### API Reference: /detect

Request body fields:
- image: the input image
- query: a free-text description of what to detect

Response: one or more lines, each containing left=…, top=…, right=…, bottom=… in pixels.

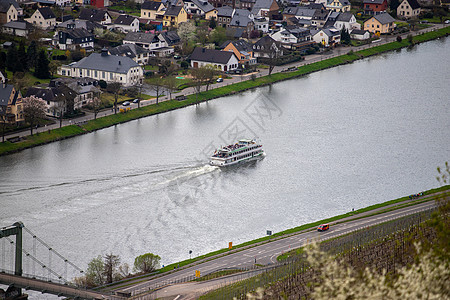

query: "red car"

left=317, top=224, right=329, bottom=232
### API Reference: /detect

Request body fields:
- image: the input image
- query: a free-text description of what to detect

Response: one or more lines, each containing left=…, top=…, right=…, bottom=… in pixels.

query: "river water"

left=1, top=38, right=449, bottom=290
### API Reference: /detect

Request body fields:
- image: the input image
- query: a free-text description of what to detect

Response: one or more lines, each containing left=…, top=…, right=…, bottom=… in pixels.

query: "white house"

left=311, top=27, right=341, bottom=47
left=270, top=27, right=312, bottom=48
left=123, top=31, right=167, bottom=50
left=254, top=16, right=269, bottom=32
left=2, top=20, right=33, bottom=36
left=334, top=12, right=360, bottom=31
left=190, top=47, right=239, bottom=72
left=0, top=0, right=19, bottom=25
left=59, top=49, right=143, bottom=87
left=110, top=14, right=139, bottom=33
left=350, top=29, right=370, bottom=40
left=26, top=7, right=56, bottom=29
left=397, top=0, right=421, bottom=19
left=184, top=0, right=217, bottom=19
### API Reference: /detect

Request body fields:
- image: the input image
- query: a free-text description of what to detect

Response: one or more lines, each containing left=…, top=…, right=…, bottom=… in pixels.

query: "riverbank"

left=1, top=26, right=449, bottom=156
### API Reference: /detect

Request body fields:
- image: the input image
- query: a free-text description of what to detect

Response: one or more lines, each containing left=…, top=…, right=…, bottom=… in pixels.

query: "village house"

left=252, top=35, right=283, bottom=59
left=26, top=7, right=56, bottom=29
left=270, top=26, right=313, bottom=49
left=217, top=5, right=233, bottom=28
left=311, top=27, right=341, bottom=47
left=123, top=31, right=167, bottom=50
left=363, top=0, right=388, bottom=15
left=0, top=79, right=23, bottom=125
left=282, top=6, right=316, bottom=22
left=184, top=0, right=217, bottom=19
left=26, top=84, right=79, bottom=117
left=50, top=77, right=100, bottom=107
left=325, top=12, right=360, bottom=31
left=251, top=0, right=279, bottom=18
left=90, top=0, right=110, bottom=9
left=111, top=14, right=140, bottom=32
left=158, top=30, right=181, bottom=47
left=140, top=1, right=165, bottom=20
left=326, top=0, right=351, bottom=12
left=229, top=8, right=254, bottom=34
left=311, top=8, right=330, bottom=28
left=57, top=19, right=103, bottom=33
left=363, top=12, right=395, bottom=34
left=59, top=49, right=143, bottom=87
left=54, top=28, right=94, bottom=50
left=2, top=20, right=33, bottom=36
left=350, top=29, right=370, bottom=40
left=109, top=44, right=151, bottom=65
left=79, top=8, right=112, bottom=25
left=221, top=39, right=256, bottom=66
left=254, top=16, right=269, bottom=32
left=0, top=0, right=20, bottom=25
left=163, top=5, right=188, bottom=27
left=190, top=47, right=239, bottom=72
left=397, top=0, right=421, bottom=19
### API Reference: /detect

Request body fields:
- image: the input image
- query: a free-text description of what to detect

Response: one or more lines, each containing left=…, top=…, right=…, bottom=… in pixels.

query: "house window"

left=94, top=70, right=98, bottom=77
left=110, top=73, right=113, bottom=80
left=102, top=71, right=105, bottom=78
left=87, top=70, right=90, bottom=76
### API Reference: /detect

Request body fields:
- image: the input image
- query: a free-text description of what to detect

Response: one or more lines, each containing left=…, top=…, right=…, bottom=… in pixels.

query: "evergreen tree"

left=0, top=51, right=6, bottom=72
left=35, top=49, right=50, bottom=79
left=6, top=43, right=18, bottom=73
left=27, top=41, right=38, bottom=70
left=340, top=27, right=351, bottom=45
left=209, top=17, right=216, bottom=29
left=17, top=42, right=27, bottom=72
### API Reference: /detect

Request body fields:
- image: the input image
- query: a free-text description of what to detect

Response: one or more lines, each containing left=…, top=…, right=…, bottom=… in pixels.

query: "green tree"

left=35, top=49, right=50, bottom=79
left=22, top=95, right=47, bottom=135
left=86, top=255, right=105, bottom=287
left=6, top=43, right=18, bottom=73
left=17, top=42, right=27, bottom=72
left=209, top=27, right=227, bottom=46
left=49, top=60, right=61, bottom=78
left=209, top=17, right=216, bottom=29
left=103, top=253, right=121, bottom=284
left=340, top=27, right=351, bottom=45
left=133, top=253, right=161, bottom=273
left=27, top=41, right=38, bottom=70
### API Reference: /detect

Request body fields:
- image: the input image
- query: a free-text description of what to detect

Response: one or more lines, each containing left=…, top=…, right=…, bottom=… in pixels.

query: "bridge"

left=0, top=222, right=123, bottom=300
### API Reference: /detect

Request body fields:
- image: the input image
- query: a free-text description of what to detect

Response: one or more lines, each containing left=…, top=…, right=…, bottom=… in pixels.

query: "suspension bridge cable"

left=23, top=226, right=84, bottom=274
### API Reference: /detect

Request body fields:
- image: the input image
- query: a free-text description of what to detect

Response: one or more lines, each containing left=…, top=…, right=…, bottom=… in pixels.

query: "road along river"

left=0, top=38, right=449, bottom=296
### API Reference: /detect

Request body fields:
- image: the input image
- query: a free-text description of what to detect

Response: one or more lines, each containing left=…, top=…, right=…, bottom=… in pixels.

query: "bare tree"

left=106, top=82, right=121, bottom=114
left=163, top=77, right=177, bottom=100
left=0, top=113, right=7, bottom=143
left=103, top=253, right=120, bottom=284
left=23, top=95, right=47, bottom=135
left=148, top=77, right=165, bottom=104
left=90, top=96, right=103, bottom=119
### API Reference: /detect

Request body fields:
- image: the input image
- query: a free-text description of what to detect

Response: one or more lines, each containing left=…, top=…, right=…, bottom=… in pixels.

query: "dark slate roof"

left=336, top=0, right=350, bottom=6
left=373, top=12, right=395, bottom=24
left=217, top=5, right=233, bottom=17
left=2, top=20, right=34, bottom=30
left=26, top=85, right=77, bottom=103
left=363, top=0, right=385, bottom=4
left=71, top=52, right=139, bottom=74
left=79, top=8, right=110, bottom=23
left=230, top=9, right=253, bottom=27
left=221, top=39, right=253, bottom=53
left=56, top=15, right=73, bottom=23
left=38, top=7, right=56, bottom=20
left=57, top=19, right=103, bottom=32
left=312, top=8, right=329, bottom=20
left=336, top=12, right=353, bottom=22
left=253, top=35, right=278, bottom=49
left=164, top=5, right=183, bottom=16
left=108, top=44, right=149, bottom=59
left=191, top=0, right=215, bottom=13
left=405, top=0, right=420, bottom=9
left=304, top=3, right=325, bottom=9
left=0, top=0, right=20, bottom=13
left=190, top=47, right=237, bottom=64
left=0, top=84, right=14, bottom=110
left=60, top=28, right=93, bottom=39
left=141, top=1, right=164, bottom=10
left=159, top=31, right=180, bottom=45
left=251, top=0, right=274, bottom=14
left=226, top=27, right=245, bottom=38
left=114, top=14, right=138, bottom=25
left=350, top=29, right=368, bottom=35
left=285, top=26, right=311, bottom=37
left=124, top=31, right=159, bottom=44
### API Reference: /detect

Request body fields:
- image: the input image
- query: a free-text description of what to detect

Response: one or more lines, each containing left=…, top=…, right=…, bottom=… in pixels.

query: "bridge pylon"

left=0, top=222, right=24, bottom=276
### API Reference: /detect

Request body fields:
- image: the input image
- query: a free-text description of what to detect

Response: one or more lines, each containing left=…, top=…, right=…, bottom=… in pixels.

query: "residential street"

left=4, top=23, right=447, bottom=142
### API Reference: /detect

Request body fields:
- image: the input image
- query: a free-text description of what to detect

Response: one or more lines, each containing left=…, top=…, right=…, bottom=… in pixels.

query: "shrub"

left=99, top=80, right=107, bottom=89
left=397, top=35, right=403, bottom=42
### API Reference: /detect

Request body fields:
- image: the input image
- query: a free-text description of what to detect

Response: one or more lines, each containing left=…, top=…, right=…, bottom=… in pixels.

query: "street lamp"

left=189, top=250, right=192, bottom=260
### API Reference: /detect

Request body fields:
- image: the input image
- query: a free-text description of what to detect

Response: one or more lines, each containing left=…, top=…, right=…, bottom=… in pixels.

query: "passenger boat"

left=210, top=139, right=265, bottom=167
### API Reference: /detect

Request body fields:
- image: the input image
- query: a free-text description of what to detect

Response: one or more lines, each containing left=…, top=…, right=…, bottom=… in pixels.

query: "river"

left=0, top=38, right=449, bottom=295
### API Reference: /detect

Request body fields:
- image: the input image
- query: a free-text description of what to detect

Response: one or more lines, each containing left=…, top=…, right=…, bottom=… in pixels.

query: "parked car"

left=174, top=55, right=181, bottom=59
left=216, top=78, right=223, bottom=83
left=445, top=20, right=450, bottom=24
left=317, top=224, right=329, bottom=232
left=122, top=101, right=131, bottom=106
left=132, top=99, right=139, bottom=103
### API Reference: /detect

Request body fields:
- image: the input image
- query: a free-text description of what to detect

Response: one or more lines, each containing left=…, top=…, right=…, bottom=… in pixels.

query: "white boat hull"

left=210, top=151, right=265, bottom=167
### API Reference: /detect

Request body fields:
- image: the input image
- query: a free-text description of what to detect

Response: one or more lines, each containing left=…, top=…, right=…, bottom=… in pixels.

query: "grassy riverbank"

left=1, top=26, right=449, bottom=156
